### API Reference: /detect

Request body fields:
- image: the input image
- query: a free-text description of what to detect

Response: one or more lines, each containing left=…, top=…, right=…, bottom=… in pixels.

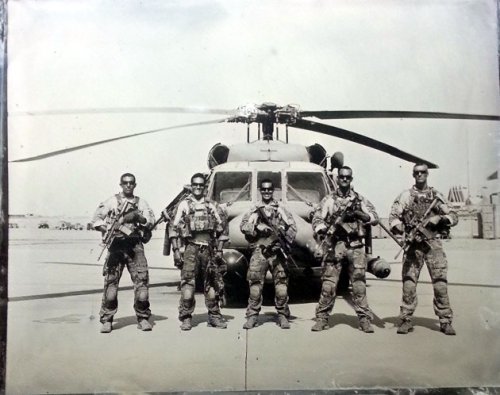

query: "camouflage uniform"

left=240, top=200, right=297, bottom=319
left=389, top=186, right=458, bottom=325
left=172, top=195, right=228, bottom=322
left=312, top=189, right=378, bottom=322
left=92, top=193, right=155, bottom=324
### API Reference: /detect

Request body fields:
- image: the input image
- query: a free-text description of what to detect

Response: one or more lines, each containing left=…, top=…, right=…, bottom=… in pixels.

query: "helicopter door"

left=256, top=171, right=282, bottom=201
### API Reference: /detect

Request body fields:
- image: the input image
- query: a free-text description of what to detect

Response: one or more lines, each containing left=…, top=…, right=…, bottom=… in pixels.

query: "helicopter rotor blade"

left=10, top=107, right=235, bottom=116
left=10, top=118, right=227, bottom=163
left=301, top=110, right=500, bottom=121
left=292, top=118, right=439, bottom=168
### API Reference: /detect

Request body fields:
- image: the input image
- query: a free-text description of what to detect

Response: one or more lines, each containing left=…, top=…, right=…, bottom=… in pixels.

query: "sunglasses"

left=260, top=188, right=274, bottom=192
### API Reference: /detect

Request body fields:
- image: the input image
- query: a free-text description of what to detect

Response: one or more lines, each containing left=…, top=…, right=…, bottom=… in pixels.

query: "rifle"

left=97, top=200, right=133, bottom=261
left=317, top=197, right=358, bottom=254
left=394, top=197, right=440, bottom=259
left=154, top=186, right=191, bottom=256
left=255, top=206, right=298, bottom=270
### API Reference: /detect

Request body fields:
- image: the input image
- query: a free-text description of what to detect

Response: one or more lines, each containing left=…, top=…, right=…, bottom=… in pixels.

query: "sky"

left=6, top=0, right=500, bottom=217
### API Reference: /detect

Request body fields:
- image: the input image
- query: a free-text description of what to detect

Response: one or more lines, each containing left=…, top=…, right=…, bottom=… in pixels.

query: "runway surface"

left=6, top=229, right=500, bottom=393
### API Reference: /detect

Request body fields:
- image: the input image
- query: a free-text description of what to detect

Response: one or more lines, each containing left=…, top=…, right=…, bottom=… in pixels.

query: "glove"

left=214, top=250, right=223, bottom=261
left=427, top=215, right=442, bottom=227
left=315, top=224, right=328, bottom=235
left=391, top=223, right=404, bottom=235
left=97, top=225, right=107, bottom=236
left=123, top=210, right=140, bottom=224
left=256, top=223, right=272, bottom=237
left=173, top=249, right=183, bottom=269
left=343, top=211, right=356, bottom=221
left=354, top=210, right=370, bottom=222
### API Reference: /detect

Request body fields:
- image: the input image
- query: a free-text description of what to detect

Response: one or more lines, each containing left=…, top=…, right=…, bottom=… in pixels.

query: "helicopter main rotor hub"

left=227, top=102, right=301, bottom=140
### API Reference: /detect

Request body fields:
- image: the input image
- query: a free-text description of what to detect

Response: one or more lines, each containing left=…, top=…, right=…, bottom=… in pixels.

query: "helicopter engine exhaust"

left=330, top=151, right=344, bottom=170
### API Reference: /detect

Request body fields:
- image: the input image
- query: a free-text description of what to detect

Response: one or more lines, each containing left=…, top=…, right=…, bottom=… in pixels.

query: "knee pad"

left=137, top=289, right=149, bottom=302
left=249, top=286, right=262, bottom=299
left=275, top=283, right=287, bottom=299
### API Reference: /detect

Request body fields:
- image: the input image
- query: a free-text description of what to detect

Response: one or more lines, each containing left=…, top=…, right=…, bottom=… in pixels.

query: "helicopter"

left=11, top=102, right=500, bottom=295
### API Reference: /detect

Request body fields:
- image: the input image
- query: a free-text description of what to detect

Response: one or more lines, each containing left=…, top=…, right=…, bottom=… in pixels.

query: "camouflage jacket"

left=240, top=199, right=297, bottom=246
left=389, top=186, right=458, bottom=234
left=172, top=194, right=228, bottom=242
left=91, top=193, right=155, bottom=238
left=312, top=188, right=378, bottom=239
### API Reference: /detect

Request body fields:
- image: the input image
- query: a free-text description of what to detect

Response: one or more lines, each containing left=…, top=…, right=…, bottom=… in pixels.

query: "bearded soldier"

left=390, top=163, right=458, bottom=335
left=311, top=166, right=378, bottom=333
left=92, top=173, right=155, bottom=333
left=171, top=173, right=228, bottom=331
left=240, top=179, right=297, bottom=330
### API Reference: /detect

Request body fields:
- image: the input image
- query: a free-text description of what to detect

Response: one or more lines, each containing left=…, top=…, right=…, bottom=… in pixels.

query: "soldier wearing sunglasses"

left=240, top=179, right=297, bottom=329
left=91, top=173, right=155, bottom=333
left=171, top=173, right=228, bottom=331
left=389, top=164, right=458, bottom=335
left=311, top=166, right=378, bottom=333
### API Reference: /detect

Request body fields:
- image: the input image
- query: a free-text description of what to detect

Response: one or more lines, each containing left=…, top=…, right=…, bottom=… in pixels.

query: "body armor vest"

left=404, top=188, right=435, bottom=224
left=187, top=198, right=215, bottom=233
left=328, top=193, right=361, bottom=237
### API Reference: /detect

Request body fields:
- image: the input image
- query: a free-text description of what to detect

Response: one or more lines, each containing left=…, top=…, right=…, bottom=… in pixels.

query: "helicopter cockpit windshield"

left=286, top=172, right=327, bottom=204
left=211, top=172, right=252, bottom=204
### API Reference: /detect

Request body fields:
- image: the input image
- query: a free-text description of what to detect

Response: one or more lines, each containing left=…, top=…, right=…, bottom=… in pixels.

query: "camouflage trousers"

left=245, top=246, right=290, bottom=318
left=399, top=239, right=453, bottom=324
left=315, top=241, right=373, bottom=321
left=100, top=239, right=151, bottom=324
left=178, top=243, right=223, bottom=321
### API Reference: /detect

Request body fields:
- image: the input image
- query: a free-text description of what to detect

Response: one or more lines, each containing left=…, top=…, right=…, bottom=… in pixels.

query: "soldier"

left=240, top=179, right=297, bottom=329
left=92, top=173, right=155, bottom=333
left=390, top=163, right=458, bottom=335
left=311, top=166, right=378, bottom=333
left=171, top=173, right=228, bottom=331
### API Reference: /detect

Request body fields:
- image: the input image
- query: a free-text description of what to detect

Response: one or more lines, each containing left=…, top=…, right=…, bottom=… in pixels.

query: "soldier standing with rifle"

left=91, top=173, right=155, bottom=333
left=240, top=179, right=297, bottom=330
left=389, top=163, right=458, bottom=335
left=171, top=173, right=228, bottom=331
left=311, top=166, right=378, bottom=333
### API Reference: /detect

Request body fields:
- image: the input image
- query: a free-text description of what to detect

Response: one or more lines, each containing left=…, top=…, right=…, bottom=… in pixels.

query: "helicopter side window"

left=286, top=172, right=327, bottom=203
left=257, top=171, right=282, bottom=201
left=211, top=172, right=251, bottom=203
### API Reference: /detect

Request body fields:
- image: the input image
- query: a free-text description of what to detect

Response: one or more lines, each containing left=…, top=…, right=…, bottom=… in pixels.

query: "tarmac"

left=5, top=229, right=500, bottom=393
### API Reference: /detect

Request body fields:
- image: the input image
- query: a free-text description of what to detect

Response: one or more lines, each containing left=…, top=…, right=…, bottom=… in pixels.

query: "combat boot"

left=311, top=318, right=329, bottom=332
left=137, top=319, right=152, bottom=331
left=207, top=316, right=227, bottom=329
left=100, top=321, right=112, bottom=333
left=277, top=315, right=290, bottom=329
left=243, top=315, right=258, bottom=330
left=397, top=319, right=414, bottom=334
left=440, top=322, right=456, bottom=336
left=180, top=317, right=192, bottom=331
left=359, top=317, right=374, bottom=333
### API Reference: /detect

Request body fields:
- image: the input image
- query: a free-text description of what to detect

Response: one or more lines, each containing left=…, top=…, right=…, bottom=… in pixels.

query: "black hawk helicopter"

left=11, top=102, right=500, bottom=295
